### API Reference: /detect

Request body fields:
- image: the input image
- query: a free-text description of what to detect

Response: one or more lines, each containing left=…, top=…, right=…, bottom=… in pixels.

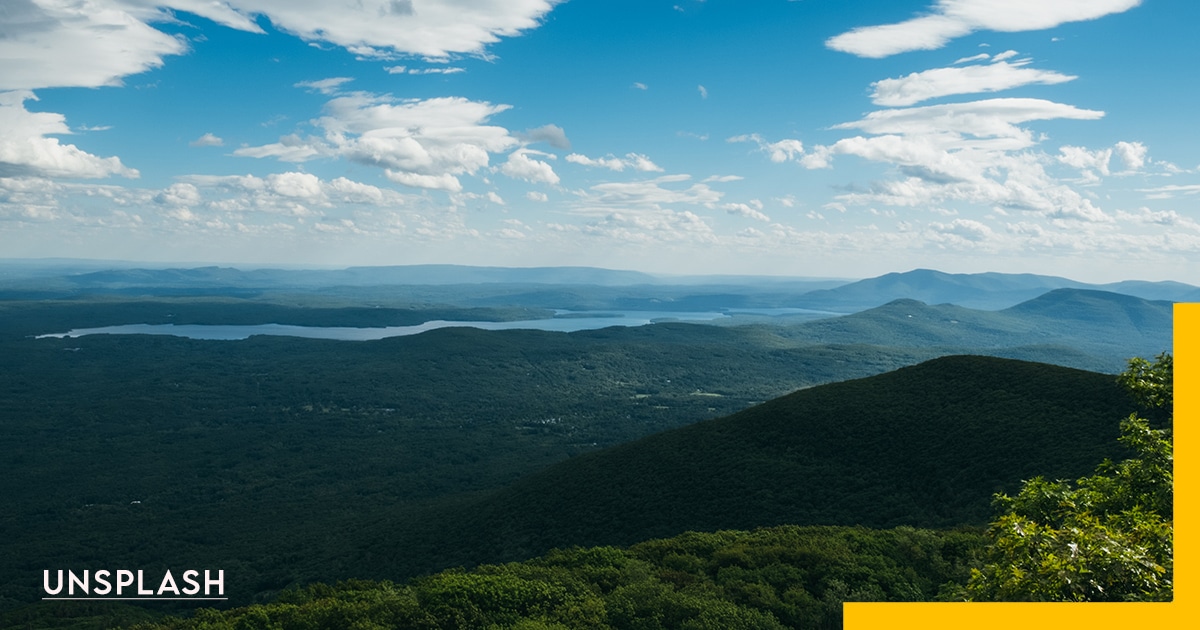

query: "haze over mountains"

left=1, top=260, right=1196, bottom=311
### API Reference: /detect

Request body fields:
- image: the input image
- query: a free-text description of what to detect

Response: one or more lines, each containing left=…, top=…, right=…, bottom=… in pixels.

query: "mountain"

left=790, top=268, right=1197, bottom=311
left=780, top=288, right=1172, bottom=370
left=360, top=355, right=1137, bottom=578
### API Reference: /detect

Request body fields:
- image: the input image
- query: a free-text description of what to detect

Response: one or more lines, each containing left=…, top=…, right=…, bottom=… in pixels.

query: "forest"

left=0, top=268, right=1175, bottom=628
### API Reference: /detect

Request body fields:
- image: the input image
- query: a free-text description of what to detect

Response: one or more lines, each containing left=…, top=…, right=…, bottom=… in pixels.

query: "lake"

left=37, top=309, right=829, bottom=341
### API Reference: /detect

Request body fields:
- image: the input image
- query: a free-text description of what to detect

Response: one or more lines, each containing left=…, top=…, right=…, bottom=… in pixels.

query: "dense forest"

left=0, top=275, right=1173, bottom=628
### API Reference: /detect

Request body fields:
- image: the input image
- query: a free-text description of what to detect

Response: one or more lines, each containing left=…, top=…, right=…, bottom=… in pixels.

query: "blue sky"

left=2, top=0, right=1199, bottom=282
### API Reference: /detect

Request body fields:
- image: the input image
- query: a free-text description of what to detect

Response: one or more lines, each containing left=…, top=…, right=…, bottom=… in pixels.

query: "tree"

left=961, top=353, right=1173, bottom=602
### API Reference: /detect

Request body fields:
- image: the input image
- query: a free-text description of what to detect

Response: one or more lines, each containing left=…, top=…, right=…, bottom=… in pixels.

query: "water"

left=37, top=310, right=746, bottom=341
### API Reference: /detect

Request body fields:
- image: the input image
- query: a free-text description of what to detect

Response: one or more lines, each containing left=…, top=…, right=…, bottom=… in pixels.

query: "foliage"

left=961, top=353, right=1173, bottom=602
left=129, top=525, right=986, bottom=630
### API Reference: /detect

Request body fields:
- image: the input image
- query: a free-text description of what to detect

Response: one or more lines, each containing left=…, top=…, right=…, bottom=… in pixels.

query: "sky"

left=2, top=0, right=1200, bottom=282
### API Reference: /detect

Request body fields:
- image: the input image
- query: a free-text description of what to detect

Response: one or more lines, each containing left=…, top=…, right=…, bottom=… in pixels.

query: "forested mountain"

left=352, top=356, right=1135, bottom=581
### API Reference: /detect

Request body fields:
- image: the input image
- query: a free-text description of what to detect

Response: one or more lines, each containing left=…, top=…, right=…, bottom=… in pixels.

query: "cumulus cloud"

left=190, top=133, right=225, bottom=147
left=566, top=152, right=663, bottom=172
left=727, top=134, right=804, bottom=163
left=827, top=0, right=1142, bottom=58
left=0, top=91, right=139, bottom=179
left=516, top=124, right=571, bottom=149
left=1058, top=145, right=1112, bottom=176
left=236, top=92, right=517, bottom=191
left=499, top=149, right=559, bottom=185
left=722, top=200, right=770, bottom=222
left=870, top=55, right=1076, bottom=106
left=526, top=191, right=548, bottom=202
left=1114, top=141, right=1148, bottom=171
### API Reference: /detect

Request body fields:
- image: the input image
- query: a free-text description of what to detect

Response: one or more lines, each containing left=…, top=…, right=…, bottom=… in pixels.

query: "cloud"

left=727, top=134, right=804, bottom=163
left=575, top=174, right=722, bottom=210
left=722, top=200, right=770, bottom=222
left=526, top=191, right=548, bottom=202
left=190, top=133, right=225, bottom=147
left=0, top=0, right=186, bottom=91
left=385, top=66, right=466, bottom=75
left=833, top=98, right=1104, bottom=141
left=632, top=82, right=648, bottom=90
left=1117, top=207, right=1200, bottom=230
left=516, top=124, right=571, bottom=149
left=295, top=77, right=355, bottom=94
left=870, top=56, right=1076, bottom=107
left=698, top=84, right=708, bottom=99
left=499, top=149, right=560, bottom=185
left=0, top=91, right=139, bottom=179
left=152, top=0, right=562, bottom=59
left=236, top=92, right=516, bottom=191
left=566, top=152, right=663, bottom=172
left=1114, top=141, right=1147, bottom=171
left=1137, top=184, right=1200, bottom=199
left=826, top=0, right=1142, bottom=58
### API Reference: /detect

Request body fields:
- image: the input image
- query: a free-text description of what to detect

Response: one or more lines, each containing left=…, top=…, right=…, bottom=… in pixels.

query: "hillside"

left=356, top=356, right=1135, bottom=579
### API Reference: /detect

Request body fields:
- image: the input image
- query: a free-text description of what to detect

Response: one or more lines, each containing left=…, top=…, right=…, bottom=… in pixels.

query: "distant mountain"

left=790, top=268, right=1197, bottom=311
left=781, top=288, right=1172, bottom=369
left=363, top=356, right=1136, bottom=577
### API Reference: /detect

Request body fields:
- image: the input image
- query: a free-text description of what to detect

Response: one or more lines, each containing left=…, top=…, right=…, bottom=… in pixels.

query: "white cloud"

left=954, top=53, right=991, bottom=64
left=190, top=133, right=225, bottom=147
left=1114, top=141, right=1148, bottom=171
left=722, top=200, right=770, bottom=222
left=385, top=66, right=466, bottom=75
left=1137, top=184, right=1200, bottom=199
left=698, top=84, right=708, bottom=99
left=526, top=191, right=548, bottom=202
left=1058, top=145, right=1112, bottom=176
left=632, top=82, right=648, bottom=90
left=0, top=0, right=186, bottom=91
left=237, top=93, right=516, bottom=191
left=146, top=0, right=562, bottom=59
left=154, top=182, right=201, bottom=206
left=833, top=98, right=1104, bottom=141
left=1117, top=207, right=1200, bottom=230
left=499, top=149, right=559, bottom=185
left=927, top=218, right=995, bottom=244
left=728, top=134, right=804, bottom=163
left=566, top=152, right=663, bottom=172
left=295, top=77, right=355, bottom=94
left=575, top=174, right=722, bottom=210
left=826, top=0, right=1141, bottom=58
left=870, top=57, right=1076, bottom=107
left=0, top=91, right=139, bottom=179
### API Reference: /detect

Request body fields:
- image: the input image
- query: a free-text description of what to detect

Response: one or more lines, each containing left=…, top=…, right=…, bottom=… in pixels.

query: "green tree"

left=962, top=353, right=1173, bottom=601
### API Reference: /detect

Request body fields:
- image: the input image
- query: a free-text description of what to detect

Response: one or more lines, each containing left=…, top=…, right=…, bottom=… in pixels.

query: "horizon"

left=1, top=255, right=1193, bottom=288
left=3, top=1, right=1199, bottom=284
